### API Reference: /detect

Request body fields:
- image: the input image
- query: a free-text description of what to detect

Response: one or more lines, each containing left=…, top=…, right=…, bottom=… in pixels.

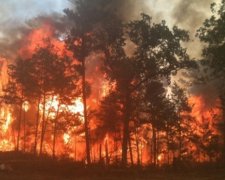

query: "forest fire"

left=0, top=20, right=224, bottom=164
left=0, top=2, right=225, bottom=176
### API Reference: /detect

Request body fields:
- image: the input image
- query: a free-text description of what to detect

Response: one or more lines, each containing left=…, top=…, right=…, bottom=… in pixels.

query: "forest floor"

left=0, top=151, right=225, bottom=180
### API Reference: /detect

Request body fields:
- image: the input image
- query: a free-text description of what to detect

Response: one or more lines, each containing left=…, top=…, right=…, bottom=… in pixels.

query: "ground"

left=0, top=152, right=225, bottom=180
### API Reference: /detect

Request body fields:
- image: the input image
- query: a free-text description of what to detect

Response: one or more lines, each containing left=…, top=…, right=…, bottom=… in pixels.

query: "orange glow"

left=63, top=133, right=70, bottom=144
left=41, top=96, right=84, bottom=120
left=0, top=107, right=14, bottom=151
left=157, top=154, right=162, bottom=161
left=2, top=112, right=12, bottom=133
left=189, top=95, right=221, bottom=125
left=18, top=23, right=72, bottom=59
left=22, top=101, right=30, bottom=112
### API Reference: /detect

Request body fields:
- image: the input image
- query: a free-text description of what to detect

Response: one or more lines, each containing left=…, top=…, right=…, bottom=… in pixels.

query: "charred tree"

left=81, top=59, right=91, bottom=164
left=34, top=98, right=40, bottom=154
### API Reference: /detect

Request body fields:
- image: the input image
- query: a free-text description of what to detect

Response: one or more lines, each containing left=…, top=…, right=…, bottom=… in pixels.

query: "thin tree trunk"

left=99, top=143, right=102, bottom=163
left=105, top=139, right=109, bottom=165
left=152, top=127, right=157, bottom=166
left=23, top=110, right=26, bottom=152
left=16, top=102, right=23, bottom=151
left=178, top=116, right=182, bottom=159
left=52, top=104, right=60, bottom=158
left=34, top=98, right=40, bottom=154
left=122, top=91, right=130, bottom=166
left=81, top=59, right=91, bottom=165
left=156, top=130, right=159, bottom=165
left=140, top=139, right=143, bottom=165
left=114, top=132, right=119, bottom=163
left=74, top=136, right=77, bottom=161
left=166, top=123, right=170, bottom=165
left=128, top=134, right=134, bottom=165
left=135, top=128, right=140, bottom=165
left=224, top=110, right=225, bottom=164
left=221, top=96, right=225, bottom=164
left=39, top=93, right=46, bottom=155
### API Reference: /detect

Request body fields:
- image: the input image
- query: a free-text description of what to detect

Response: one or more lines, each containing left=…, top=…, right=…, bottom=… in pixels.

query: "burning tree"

left=197, top=0, right=225, bottom=162
left=64, top=0, right=123, bottom=164
left=2, top=40, right=82, bottom=157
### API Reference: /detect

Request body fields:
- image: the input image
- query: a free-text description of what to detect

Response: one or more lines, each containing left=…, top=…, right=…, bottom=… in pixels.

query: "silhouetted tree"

left=170, top=83, right=191, bottom=160
left=65, top=0, right=123, bottom=164
left=197, top=0, right=225, bottom=161
left=112, top=13, right=190, bottom=165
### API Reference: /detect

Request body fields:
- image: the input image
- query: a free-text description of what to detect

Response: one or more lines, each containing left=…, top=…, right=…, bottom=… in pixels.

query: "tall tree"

left=197, top=0, right=225, bottom=161
left=64, top=0, right=122, bottom=164
left=103, top=13, right=190, bottom=165
left=170, top=83, right=191, bottom=160
left=1, top=59, right=35, bottom=151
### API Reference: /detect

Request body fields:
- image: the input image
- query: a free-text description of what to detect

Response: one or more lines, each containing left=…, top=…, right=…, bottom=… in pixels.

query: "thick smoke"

left=172, top=0, right=214, bottom=31
left=172, top=0, right=217, bottom=58
left=0, top=0, right=216, bottom=59
left=0, top=0, right=220, bottom=98
left=0, top=0, right=70, bottom=59
left=172, top=0, right=222, bottom=104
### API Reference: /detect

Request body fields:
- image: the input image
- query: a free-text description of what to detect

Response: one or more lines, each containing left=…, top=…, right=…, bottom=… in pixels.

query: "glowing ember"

left=63, top=133, right=70, bottom=144
left=22, top=101, right=30, bottom=112
left=157, top=154, right=162, bottom=161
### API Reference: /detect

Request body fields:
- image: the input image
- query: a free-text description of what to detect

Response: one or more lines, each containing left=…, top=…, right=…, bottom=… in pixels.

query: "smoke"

left=0, top=0, right=70, bottom=59
left=0, top=1, right=220, bottom=95
left=172, top=0, right=213, bottom=31
left=0, top=0, right=217, bottom=59
left=172, top=0, right=218, bottom=58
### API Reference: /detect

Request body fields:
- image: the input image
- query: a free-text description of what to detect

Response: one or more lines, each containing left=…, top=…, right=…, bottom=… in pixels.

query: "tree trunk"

left=39, top=93, right=46, bottom=155
left=74, top=136, right=77, bottom=161
left=178, top=116, right=182, bottom=159
left=105, top=139, right=109, bottom=165
left=166, top=123, right=170, bottom=165
left=99, top=143, right=102, bottom=163
left=135, top=128, right=140, bottom=165
left=52, top=104, right=60, bottom=158
left=16, top=102, right=23, bottom=151
left=152, top=127, right=157, bottom=166
left=81, top=59, right=91, bottom=164
left=114, top=132, right=119, bottom=163
left=23, top=110, right=26, bottom=152
left=122, top=92, right=130, bottom=166
left=128, top=134, right=134, bottom=165
left=221, top=96, right=225, bottom=164
left=34, top=98, right=40, bottom=154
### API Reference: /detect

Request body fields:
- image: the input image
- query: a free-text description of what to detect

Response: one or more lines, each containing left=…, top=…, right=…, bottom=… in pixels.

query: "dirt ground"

left=0, top=152, right=225, bottom=180
left=1, top=166, right=225, bottom=180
